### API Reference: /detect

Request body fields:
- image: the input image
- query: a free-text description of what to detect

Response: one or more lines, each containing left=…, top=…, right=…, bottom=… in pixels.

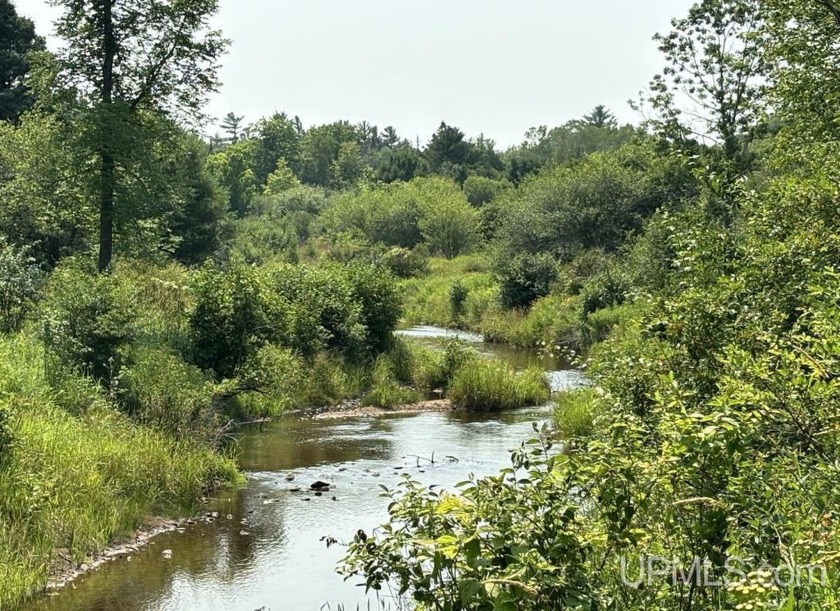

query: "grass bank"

left=0, top=334, right=240, bottom=609
left=399, top=255, right=637, bottom=354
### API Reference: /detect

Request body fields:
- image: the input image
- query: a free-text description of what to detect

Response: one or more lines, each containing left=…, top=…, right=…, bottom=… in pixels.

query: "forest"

left=2, top=0, right=840, bottom=609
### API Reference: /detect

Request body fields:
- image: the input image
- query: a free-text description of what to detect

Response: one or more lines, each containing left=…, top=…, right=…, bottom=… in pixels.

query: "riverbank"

left=312, top=398, right=453, bottom=420
left=46, top=516, right=192, bottom=593
left=398, top=255, right=635, bottom=353
left=0, top=334, right=240, bottom=610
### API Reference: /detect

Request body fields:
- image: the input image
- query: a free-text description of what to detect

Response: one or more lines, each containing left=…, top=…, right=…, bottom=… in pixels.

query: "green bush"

left=189, top=262, right=278, bottom=378
left=321, top=177, right=480, bottom=258
left=448, top=359, right=550, bottom=411
left=232, top=343, right=306, bottom=419
left=341, top=427, right=593, bottom=610
left=462, top=175, right=510, bottom=207
left=379, top=246, right=428, bottom=278
left=0, top=239, right=43, bottom=333
left=343, top=262, right=403, bottom=357
left=449, top=280, right=469, bottom=322
left=496, top=252, right=558, bottom=310
left=118, top=344, right=222, bottom=444
left=581, top=269, right=627, bottom=315
left=40, top=262, right=134, bottom=386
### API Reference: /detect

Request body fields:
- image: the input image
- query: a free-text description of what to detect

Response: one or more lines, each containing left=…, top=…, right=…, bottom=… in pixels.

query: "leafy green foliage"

left=462, top=174, right=510, bottom=207
left=189, top=260, right=401, bottom=378
left=0, top=0, right=45, bottom=122
left=0, top=239, right=42, bottom=333
left=341, top=426, right=593, bottom=609
left=499, top=143, right=686, bottom=259
left=40, top=261, right=135, bottom=385
left=118, top=344, right=221, bottom=444
left=448, top=360, right=550, bottom=411
left=496, top=253, right=558, bottom=310
left=322, top=177, right=479, bottom=258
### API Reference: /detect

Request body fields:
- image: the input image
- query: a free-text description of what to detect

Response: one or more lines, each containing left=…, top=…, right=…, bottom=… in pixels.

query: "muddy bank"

left=45, top=513, right=215, bottom=594
left=313, top=399, right=453, bottom=420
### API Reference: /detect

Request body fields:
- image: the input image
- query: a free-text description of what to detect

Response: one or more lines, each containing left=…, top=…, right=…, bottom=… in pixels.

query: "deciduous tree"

left=51, top=0, right=228, bottom=271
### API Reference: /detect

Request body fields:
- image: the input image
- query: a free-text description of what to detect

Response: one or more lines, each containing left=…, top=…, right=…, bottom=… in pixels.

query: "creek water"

left=28, top=327, right=586, bottom=611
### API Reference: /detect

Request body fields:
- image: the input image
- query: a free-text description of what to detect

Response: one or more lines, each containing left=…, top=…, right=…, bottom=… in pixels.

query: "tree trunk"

left=98, top=152, right=115, bottom=272
left=97, top=0, right=117, bottom=273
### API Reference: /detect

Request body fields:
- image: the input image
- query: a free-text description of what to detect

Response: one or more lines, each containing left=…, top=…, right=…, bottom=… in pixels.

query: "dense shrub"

left=343, top=263, right=403, bottom=356
left=321, top=177, right=480, bottom=258
left=496, top=252, right=558, bottom=310
left=40, top=262, right=134, bottom=385
left=189, top=262, right=277, bottom=378
left=498, top=143, right=686, bottom=259
left=378, top=246, right=428, bottom=278
left=232, top=343, right=306, bottom=419
left=229, top=216, right=299, bottom=265
left=581, top=269, right=628, bottom=315
left=449, top=280, right=469, bottom=322
left=462, top=174, right=510, bottom=207
left=0, top=240, right=42, bottom=333
left=341, top=427, right=594, bottom=610
left=118, top=345, right=222, bottom=444
left=190, top=260, right=401, bottom=378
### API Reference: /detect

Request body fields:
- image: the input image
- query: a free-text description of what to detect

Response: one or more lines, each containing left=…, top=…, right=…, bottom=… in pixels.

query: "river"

left=27, top=327, right=587, bottom=611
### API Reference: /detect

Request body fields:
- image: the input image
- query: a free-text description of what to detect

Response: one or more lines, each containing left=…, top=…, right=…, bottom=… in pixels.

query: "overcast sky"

left=15, top=0, right=694, bottom=148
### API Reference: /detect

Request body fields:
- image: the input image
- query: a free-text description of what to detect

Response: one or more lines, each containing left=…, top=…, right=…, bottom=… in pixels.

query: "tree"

left=297, top=121, right=360, bottom=187
left=220, top=112, right=245, bottom=142
left=0, top=0, right=45, bottom=122
left=374, top=144, right=426, bottom=183
left=643, top=0, right=766, bottom=165
left=206, top=139, right=258, bottom=216
left=425, top=122, right=472, bottom=173
left=52, top=0, right=227, bottom=272
left=251, top=112, right=300, bottom=185
left=263, top=158, right=301, bottom=195
left=0, top=112, right=93, bottom=266
left=762, top=0, right=840, bottom=140
left=170, top=135, right=230, bottom=265
left=583, top=105, right=617, bottom=129
left=330, top=141, right=366, bottom=189
left=382, top=125, right=400, bottom=148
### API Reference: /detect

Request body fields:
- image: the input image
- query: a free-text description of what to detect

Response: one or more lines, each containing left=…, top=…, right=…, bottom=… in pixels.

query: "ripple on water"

left=28, top=332, right=589, bottom=611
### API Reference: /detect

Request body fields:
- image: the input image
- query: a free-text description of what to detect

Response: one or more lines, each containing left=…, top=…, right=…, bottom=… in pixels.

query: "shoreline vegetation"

left=4, top=0, right=840, bottom=608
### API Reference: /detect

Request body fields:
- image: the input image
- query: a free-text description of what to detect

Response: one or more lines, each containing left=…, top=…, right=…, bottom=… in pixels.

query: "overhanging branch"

left=815, top=0, right=840, bottom=29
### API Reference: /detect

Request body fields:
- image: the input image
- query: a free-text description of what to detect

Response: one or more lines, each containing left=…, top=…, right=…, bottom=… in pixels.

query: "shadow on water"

left=27, top=327, right=587, bottom=611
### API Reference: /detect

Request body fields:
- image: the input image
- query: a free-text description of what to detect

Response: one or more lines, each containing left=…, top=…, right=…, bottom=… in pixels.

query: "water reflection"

left=28, top=328, right=587, bottom=611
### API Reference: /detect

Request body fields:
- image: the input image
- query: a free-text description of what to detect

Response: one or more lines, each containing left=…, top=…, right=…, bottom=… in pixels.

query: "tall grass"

left=0, top=334, right=239, bottom=609
left=362, top=355, right=421, bottom=408
left=553, top=388, right=602, bottom=439
left=448, top=359, right=550, bottom=412
left=399, top=255, right=632, bottom=355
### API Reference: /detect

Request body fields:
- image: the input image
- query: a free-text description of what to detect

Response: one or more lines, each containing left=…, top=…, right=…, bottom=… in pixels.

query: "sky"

left=15, top=0, right=695, bottom=148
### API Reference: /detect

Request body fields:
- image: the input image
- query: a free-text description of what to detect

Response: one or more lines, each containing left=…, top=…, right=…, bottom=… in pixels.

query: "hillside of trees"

left=3, top=0, right=840, bottom=609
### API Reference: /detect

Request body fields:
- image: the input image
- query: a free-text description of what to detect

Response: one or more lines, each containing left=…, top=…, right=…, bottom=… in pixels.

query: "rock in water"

left=310, top=481, right=332, bottom=491
left=161, top=550, right=173, bottom=559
